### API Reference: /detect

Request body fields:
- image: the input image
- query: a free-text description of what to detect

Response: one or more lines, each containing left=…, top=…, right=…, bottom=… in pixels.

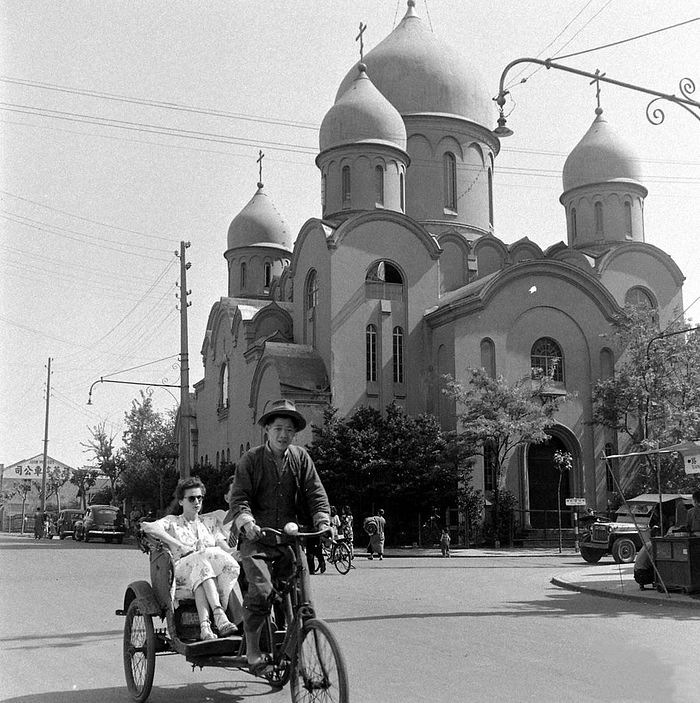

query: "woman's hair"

left=330, top=505, right=337, bottom=516
left=175, top=476, right=206, bottom=501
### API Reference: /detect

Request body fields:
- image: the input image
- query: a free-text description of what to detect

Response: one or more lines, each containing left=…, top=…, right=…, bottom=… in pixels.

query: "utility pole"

left=176, top=242, right=192, bottom=479
left=40, top=357, right=52, bottom=513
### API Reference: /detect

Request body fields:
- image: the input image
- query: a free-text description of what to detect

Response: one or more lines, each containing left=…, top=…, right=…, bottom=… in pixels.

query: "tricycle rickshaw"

left=116, top=522, right=349, bottom=702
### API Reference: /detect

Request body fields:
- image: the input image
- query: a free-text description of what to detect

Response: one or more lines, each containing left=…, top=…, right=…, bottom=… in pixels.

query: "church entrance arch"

left=527, top=433, right=573, bottom=529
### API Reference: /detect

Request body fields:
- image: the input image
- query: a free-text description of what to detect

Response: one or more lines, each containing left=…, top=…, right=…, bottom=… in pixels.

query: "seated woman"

left=141, top=476, right=240, bottom=641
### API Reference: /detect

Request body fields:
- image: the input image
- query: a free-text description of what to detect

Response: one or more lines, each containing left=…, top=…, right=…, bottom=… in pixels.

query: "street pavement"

left=375, top=545, right=700, bottom=609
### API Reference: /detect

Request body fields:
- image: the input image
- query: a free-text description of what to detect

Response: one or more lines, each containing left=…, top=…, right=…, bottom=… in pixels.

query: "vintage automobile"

left=56, top=509, right=84, bottom=539
left=74, top=504, right=126, bottom=544
left=580, top=493, right=692, bottom=564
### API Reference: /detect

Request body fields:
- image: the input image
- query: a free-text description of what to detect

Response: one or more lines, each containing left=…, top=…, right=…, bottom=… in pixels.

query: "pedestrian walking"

left=364, top=508, right=386, bottom=560
left=340, top=505, right=354, bottom=558
left=440, top=528, right=451, bottom=557
left=33, top=508, right=43, bottom=540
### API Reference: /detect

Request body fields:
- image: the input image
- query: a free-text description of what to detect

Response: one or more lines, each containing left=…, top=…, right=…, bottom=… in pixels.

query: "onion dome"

left=562, top=109, right=644, bottom=192
left=226, top=183, right=292, bottom=251
left=334, top=0, right=490, bottom=127
left=319, top=64, right=407, bottom=152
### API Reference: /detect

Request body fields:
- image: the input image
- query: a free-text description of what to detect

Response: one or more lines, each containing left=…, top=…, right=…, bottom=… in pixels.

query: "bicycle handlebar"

left=261, top=523, right=332, bottom=539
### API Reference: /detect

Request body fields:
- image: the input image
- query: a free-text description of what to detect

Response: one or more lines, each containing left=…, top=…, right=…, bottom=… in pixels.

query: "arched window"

left=443, top=152, right=457, bottom=210
left=483, top=440, right=497, bottom=492
left=246, top=442, right=250, bottom=451
left=399, top=173, right=405, bottom=212
left=487, top=168, right=494, bottom=226
left=594, top=201, right=603, bottom=234
left=531, top=337, right=564, bottom=383
left=215, top=451, right=220, bottom=468
left=571, top=207, right=577, bottom=239
left=375, top=165, right=384, bottom=206
left=304, top=270, right=318, bottom=346
left=240, top=262, right=247, bottom=290
left=239, top=444, right=244, bottom=457
left=365, top=260, right=404, bottom=299
left=392, top=326, right=404, bottom=383
left=264, top=262, right=272, bottom=288
left=321, top=173, right=327, bottom=210
left=480, top=338, right=496, bottom=378
left=342, top=165, right=351, bottom=206
left=366, top=261, right=403, bottom=284
left=219, top=362, right=229, bottom=408
left=226, top=448, right=231, bottom=463
left=624, top=201, right=632, bottom=236
left=625, top=286, right=655, bottom=310
left=366, top=324, right=377, bottom=382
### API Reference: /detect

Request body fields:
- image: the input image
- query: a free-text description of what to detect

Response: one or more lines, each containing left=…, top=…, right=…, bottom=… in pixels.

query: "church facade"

left=191, top=1, right=685, bottom=527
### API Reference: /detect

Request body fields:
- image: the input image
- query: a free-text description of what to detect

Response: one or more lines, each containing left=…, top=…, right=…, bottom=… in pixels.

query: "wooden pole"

left=40, top=357, right=52, bottom=514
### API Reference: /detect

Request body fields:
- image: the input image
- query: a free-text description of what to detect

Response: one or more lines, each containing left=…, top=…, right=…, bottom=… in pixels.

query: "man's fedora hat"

left=258, top=399, right=306, bottom=432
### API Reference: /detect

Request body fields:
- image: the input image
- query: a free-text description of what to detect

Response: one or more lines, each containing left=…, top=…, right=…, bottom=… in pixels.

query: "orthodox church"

left=191, top=1, right=685, bottom=526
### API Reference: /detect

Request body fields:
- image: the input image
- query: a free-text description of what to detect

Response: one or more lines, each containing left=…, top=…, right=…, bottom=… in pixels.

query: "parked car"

left=56, top=509, right=84, bottom=539
left=580, top=493, right=692, bottom=564
left=74, top=505, right=126, bottom=544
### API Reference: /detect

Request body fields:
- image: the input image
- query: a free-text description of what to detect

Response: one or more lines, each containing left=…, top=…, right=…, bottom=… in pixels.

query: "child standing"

left=440, top=528, right=451, bottom=557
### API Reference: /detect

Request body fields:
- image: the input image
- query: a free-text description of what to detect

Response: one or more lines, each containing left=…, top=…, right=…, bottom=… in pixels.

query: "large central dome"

left=335, top=1, right=491, bottom=127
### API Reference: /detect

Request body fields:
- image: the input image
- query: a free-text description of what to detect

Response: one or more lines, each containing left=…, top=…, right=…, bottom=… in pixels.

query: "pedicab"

left=116, top=522, right=349, bottom=702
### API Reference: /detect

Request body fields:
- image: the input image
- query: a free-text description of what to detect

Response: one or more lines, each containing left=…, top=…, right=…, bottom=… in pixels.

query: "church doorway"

left=527, top=435, right=571, bottom=529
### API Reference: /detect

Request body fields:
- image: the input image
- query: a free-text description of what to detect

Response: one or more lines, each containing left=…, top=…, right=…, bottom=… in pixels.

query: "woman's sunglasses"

left=186, top=495, right=204, bottom=503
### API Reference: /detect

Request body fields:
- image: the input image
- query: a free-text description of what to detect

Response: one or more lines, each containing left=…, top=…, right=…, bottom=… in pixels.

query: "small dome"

left=335, top=1, right=491, bottom=126
left=563, top=110, right=644, bottom=192
left=227, top=184, right=292, bottom=251
left=319, top=64, right=407, bottom=152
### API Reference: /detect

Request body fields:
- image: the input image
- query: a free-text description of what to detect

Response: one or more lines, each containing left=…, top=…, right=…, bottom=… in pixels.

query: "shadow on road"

left=0, top=680, right=279, bottom=702
left=325, top=586, right=700, bottom=625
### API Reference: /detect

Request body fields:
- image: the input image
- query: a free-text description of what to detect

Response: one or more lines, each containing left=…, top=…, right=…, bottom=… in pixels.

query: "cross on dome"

left=356, top=21, right=367, bottom=62
left=590, top=69, right=606, bottom=115
left=256, top=149, right=265, bottom=188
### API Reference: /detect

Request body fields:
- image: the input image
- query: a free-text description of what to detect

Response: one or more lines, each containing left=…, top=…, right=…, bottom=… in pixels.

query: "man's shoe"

left=367, top=555, right=373, bottom=560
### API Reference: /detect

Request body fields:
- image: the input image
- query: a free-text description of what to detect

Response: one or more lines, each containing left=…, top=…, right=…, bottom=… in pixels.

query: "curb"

left=551, top=574, right=700, bottom=609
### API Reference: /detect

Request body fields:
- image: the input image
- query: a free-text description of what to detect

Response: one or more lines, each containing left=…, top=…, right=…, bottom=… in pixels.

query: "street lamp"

left=493, top=57, right=699, bottom=137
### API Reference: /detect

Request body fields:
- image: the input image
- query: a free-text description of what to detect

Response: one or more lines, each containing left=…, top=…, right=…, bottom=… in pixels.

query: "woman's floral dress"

left=156, top=513, right=239, bottom=607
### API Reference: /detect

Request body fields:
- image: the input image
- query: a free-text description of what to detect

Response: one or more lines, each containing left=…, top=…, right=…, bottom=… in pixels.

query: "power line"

left=553, top=17, right=700, bottom=60
left=0, top=75, right=318, bottom=131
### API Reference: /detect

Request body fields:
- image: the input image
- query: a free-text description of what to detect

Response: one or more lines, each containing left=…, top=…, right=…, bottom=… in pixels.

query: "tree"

left=70, top=467, right=99, bottom=510
left=82, top=421, right=122, bottom=504
left=309, top=403, right=474, bottom=543
left=44, top=465, right=71, bottom=512
left=119, top=392, right=178, bottom=513
left=591, top=308, right=700, bottom=494
left=444, top=368, right=566, bottom=546
left=553, top=450, right=573, bottom=553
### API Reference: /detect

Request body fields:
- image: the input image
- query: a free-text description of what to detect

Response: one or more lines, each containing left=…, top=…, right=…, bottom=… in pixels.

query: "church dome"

left=562, top=110, right=644, bottom=192
left=320, top=64, right=407, bottom=152
left=227, top=184, right=292, bottom=252
left=334, top=1, right=491, bottom=127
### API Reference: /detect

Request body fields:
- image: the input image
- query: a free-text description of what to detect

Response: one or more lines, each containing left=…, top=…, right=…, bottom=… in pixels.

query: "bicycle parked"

left=118, top=523, right=349, bottom=702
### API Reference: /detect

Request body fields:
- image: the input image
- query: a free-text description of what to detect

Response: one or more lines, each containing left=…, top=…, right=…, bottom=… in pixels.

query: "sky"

left=1, top=1, right=699, bottom=471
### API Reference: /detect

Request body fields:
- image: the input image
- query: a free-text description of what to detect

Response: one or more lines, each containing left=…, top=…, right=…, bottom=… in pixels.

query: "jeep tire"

left=580, top=543, right=603, bottom=563
left=612, top=537, right=637, bottom=564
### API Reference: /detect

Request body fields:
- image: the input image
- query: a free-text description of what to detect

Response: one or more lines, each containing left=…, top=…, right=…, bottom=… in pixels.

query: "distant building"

left=0, top=455, right=108, bottom=530
left=191, top=2, right=685, bottom=528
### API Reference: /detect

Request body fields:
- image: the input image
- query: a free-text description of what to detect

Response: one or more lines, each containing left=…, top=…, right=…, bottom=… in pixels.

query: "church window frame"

left=624, top=286, right=657, bottom=318
left=304, top=269, right=318, bottom=347
left=218, top=361, right=230, bottom=418
left=264, top=261, right=272, bottom=289
left=240, top=262, right=247, bottom=290
left=624, top=201, right=633, bottom=237
left=487, top=168, right=494, bottom=227
left=342, top=165, right=351, bottom=207
left=375, top=164, right=385, bottom=206
left=443, top=152, right=457, bottom=212
left=483, top=440, right=497, bottom=493
left=594, top=201, right=604, bottom=235
left=366, top=324, right=378, bottom=383
left=365, top=260, right=404, bottom=300
left=321, top=173, right=327, bottom=211
left=571, top=207, right=577, bottom=240
left=531, top=337, right=564, bottom=384
left=480, top=337, right=496, bottom=378
left=399, top=172, right=405, bottom=212
left=392, top=326, right=404, bottom=384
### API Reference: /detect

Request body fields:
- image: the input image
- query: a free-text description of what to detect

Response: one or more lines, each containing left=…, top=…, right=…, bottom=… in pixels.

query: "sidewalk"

left=377, top=545, right=700, bottom=609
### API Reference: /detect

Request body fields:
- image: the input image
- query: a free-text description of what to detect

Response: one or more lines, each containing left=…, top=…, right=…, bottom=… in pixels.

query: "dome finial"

left=405, top=0, right=418, bottom=18
left=256, top=149, right=264, bottom=189
left=590, top=69, right=605, bottom=116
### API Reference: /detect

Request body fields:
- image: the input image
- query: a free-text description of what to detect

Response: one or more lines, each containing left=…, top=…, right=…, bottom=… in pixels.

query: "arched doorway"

left=527, top=436, right=571, bottom=529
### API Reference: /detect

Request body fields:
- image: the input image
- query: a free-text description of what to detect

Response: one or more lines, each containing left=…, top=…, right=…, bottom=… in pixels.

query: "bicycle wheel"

left=123, top=599, right=156, bottom=702
left=291, top=619, right=348, bottom=703
left=333, top=542, right=352, bottom=575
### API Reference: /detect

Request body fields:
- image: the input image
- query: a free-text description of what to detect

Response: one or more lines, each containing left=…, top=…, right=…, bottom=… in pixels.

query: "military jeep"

left=579, top=494, right=692, bottom=564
